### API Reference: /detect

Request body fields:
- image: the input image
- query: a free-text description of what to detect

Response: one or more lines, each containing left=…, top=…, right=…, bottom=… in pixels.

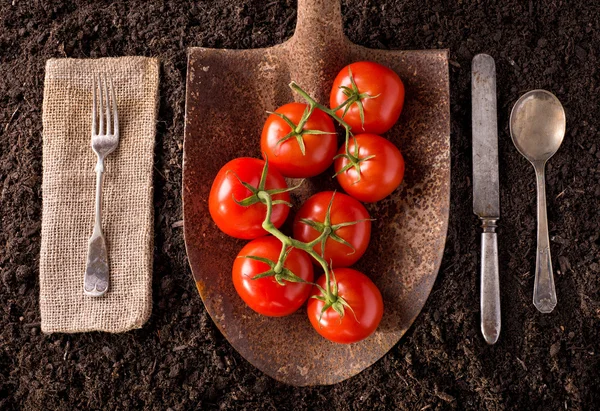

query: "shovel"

left=183, top=0, right=450, bottom=386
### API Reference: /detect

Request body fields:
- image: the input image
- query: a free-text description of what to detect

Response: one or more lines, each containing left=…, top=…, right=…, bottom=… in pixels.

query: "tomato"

left=293, top=191, right=371, bottom=268
left=209, top=157, right=290, bottom=239
left=232, top=236, right=314, bottom=317
left=307, top=268, right=383, bottom=343
left=261, top=102, right=338, bottom=178
left=330, top=61, right=405, bottom=135
left=334, top=134, right=405, bottom=203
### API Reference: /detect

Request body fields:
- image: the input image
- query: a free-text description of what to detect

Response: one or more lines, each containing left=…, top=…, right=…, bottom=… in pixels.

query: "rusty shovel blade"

left=183, top=0, right=450, bottom=386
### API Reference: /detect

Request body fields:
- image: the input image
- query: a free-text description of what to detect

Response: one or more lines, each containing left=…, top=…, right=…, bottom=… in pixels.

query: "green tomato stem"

left=257, top=190, right=334, bottom=299
left=289, top=82, right=349, bottom=128
left=289, top=81, right=360, bottom=166
left=272, top=241, right=287, bottom=274
left=294, top=104, right=316, bottom=134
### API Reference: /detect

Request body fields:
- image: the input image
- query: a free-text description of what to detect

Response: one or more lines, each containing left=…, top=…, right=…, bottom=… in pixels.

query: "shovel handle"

left=289, top=0, right=347, bottom=103
left=294, top=0, right=343, bottom=43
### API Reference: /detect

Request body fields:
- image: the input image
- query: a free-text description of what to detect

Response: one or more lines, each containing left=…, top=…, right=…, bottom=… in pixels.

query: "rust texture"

left=183, top=0, right=450, bottom=386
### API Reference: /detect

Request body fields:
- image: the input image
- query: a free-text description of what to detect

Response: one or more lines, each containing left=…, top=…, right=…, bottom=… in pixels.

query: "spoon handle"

left=533, top=163, right=557, bottom=313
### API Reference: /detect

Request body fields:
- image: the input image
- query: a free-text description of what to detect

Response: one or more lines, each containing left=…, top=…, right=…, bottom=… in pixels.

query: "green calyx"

left=310, top=270, right=357, bottom=324
left=332, top=136, right=375, bottom=184
left=228, top=156, right=298, bottom=208
left=335, top=67, right=380, bottom=130
left=310, top=294, right=353, bottom=323
left=267, top=105, right=335, bottom=156
left=240, top=252, right=309, bottom=286
left=299, top=191, right=373, bottom=258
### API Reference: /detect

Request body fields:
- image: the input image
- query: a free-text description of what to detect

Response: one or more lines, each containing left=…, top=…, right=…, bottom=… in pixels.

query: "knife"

left=472, top=54, right=501, bottom=345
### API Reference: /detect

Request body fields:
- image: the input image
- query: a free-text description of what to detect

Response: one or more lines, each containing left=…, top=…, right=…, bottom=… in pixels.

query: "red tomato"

left=261, top=103, right=338, bottom=178
left=293, top=191, right=371, bottom=268
left=232, top=236, right=314, bottom=317
left=330, top=61, right=405, bottom=135
left=334, top=134, right=405, bottom=203
left=209, top=157, right=290, bottom=239
left=307, top=268, right=383, bottom=343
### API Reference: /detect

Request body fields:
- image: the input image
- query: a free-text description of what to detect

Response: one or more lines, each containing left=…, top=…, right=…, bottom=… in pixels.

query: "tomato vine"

left=246, top=161, right=359, bottom=320
left=289, top=81, right=375, bottom=184
left=231, top=77, right=387, bottom=322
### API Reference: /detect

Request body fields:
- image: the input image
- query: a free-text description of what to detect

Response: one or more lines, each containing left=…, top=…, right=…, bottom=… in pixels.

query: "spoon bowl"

left=510, top=90, right=566, bottom=163
left=510, top=89, right=566, bottom=313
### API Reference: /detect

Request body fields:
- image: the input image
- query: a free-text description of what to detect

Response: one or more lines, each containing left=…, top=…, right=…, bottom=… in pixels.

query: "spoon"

left=510, top=90, right=566, bottom=313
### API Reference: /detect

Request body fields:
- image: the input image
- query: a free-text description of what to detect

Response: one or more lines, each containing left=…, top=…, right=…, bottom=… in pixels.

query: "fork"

left=84, top=74, right=119, bottom=297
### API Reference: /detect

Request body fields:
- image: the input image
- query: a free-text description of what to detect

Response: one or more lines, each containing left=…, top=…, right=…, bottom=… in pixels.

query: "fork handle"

left=84, top=160, right=109, bottom=296
left=94, top=160, right=104, bottom=225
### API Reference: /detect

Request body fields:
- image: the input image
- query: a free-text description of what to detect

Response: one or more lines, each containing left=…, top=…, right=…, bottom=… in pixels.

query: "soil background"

left=1, top=0, right=600, bottom=409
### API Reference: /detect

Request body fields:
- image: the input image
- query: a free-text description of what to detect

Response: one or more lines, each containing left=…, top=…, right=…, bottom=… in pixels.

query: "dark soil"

left=1, top=0, right=599, bottom=409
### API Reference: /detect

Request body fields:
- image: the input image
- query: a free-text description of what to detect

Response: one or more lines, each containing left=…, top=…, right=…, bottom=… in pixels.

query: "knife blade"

left=472, top=54, right=501, bottom=345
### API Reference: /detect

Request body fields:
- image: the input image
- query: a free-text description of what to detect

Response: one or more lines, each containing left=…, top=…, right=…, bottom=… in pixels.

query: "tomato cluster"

left=208, top=61, right=406, bottom=344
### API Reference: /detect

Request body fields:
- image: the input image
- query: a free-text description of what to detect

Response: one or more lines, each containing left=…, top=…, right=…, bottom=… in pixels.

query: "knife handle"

left=480, top=218, right=500, bottom=345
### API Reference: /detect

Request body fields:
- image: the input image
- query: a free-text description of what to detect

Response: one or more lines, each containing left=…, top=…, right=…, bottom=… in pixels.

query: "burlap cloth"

left=40, top=57, right=159, bottom=333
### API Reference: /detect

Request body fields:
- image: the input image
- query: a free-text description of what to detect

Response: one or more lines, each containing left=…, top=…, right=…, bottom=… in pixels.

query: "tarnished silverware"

left=510, top=90, right=565, bottom=313
left=84, top=74, right=119, bottom=297
left=472, top=54, right=501, bottom=344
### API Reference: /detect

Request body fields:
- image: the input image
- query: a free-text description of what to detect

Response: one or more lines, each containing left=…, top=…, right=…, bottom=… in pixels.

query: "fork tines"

left=91, top=73, right=119, bottom=138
